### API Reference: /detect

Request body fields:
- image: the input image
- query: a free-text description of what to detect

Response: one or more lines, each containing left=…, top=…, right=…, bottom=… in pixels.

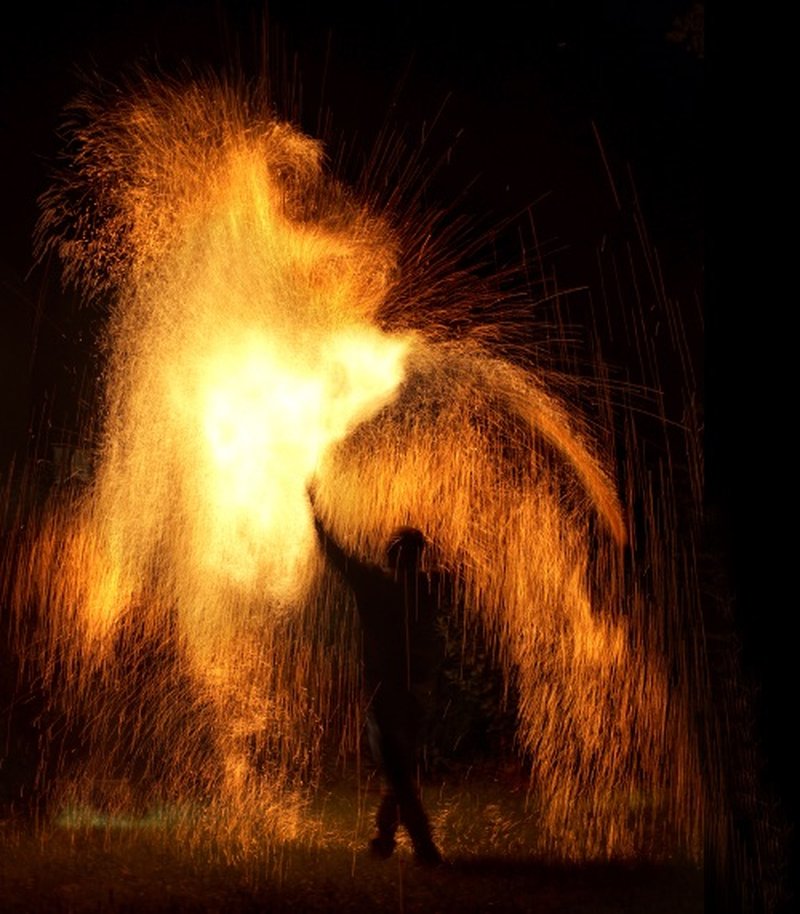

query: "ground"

left=1, top=769, right=702, bottom=913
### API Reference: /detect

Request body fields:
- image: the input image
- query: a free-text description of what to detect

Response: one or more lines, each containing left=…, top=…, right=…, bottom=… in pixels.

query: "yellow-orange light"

left=182, top=327, right=411, bottom=595
left=18, top=76, right=703, bottom=868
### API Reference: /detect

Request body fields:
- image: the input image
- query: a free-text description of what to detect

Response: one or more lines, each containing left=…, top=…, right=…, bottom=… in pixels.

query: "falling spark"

left=9, top=74, right=702, bottom=865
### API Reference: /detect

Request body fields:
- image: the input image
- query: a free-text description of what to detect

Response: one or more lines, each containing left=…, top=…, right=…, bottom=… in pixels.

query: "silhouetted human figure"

left=310, top=502, right=445, bottom=866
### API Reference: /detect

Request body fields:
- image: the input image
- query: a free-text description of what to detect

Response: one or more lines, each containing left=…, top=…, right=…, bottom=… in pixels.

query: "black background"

left=2, top=4, right=779, bottom=911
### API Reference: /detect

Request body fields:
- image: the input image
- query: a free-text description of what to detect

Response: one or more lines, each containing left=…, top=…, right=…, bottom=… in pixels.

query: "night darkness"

left=0, top=4, right=778, bottom=913
left=2, top=1, right=705, bottom=475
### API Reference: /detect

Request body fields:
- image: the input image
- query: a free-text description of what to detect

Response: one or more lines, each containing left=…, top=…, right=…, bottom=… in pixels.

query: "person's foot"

left=412, top=839, right=443, bottom=867
left=369, top=834, right=396, bottom=859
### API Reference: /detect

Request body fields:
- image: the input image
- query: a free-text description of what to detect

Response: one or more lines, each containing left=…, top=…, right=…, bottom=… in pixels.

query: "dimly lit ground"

left=1, top=771, right=702, bottom=913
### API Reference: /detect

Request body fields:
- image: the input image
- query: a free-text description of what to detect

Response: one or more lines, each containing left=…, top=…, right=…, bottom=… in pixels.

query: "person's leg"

left=393, top=778, right=442, bottom=865
left=366, top=704, right=399, bottom=856
left=376, top=693, right=442, bottom=865
left=370, top=788, right=399, bottom=857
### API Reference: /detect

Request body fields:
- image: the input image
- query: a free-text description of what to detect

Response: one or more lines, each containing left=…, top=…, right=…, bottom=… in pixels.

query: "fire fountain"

left=5, top=74, right=704, bottom=873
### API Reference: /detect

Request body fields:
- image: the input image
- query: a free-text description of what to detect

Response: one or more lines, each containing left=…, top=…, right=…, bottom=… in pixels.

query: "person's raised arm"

left=307, top=485, right=350, bottom=576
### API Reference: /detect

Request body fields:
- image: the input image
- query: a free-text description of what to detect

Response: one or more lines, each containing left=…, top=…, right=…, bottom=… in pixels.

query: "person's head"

left=386, top=527, right=426, bottom=574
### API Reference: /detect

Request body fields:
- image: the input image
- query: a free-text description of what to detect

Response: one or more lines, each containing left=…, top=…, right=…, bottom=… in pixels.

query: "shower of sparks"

left=8, top=74, right=702, bottom=865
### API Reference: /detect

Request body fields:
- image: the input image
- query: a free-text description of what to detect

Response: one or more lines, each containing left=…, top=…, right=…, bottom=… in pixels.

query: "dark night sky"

left=0, top=0, right=710, bottom=712
left=7, top=5, right=788, bottom=909
left=0, top=0, right=704, bottom=466
left=0, top=0, right=720, bottom=808
left=3, top=5, right=796, bottom=911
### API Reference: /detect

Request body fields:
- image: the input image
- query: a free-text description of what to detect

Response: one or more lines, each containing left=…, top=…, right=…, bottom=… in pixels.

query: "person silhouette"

left=309, top=496, right=445, bottom=866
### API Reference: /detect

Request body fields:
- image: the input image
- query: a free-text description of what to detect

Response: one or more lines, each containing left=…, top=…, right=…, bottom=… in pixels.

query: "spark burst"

left=8, top=74, right=702, bottom=865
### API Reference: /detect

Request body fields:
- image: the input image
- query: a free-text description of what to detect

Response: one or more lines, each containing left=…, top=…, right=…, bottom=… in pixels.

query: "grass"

left=0, top=768, right=703, bottom=913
